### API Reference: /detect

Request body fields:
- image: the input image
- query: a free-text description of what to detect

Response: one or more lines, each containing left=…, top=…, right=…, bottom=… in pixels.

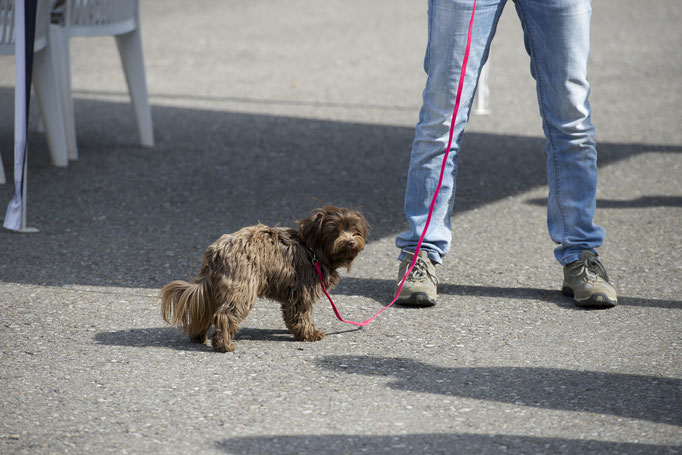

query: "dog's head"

left=297, top=206, right=370, bottom=270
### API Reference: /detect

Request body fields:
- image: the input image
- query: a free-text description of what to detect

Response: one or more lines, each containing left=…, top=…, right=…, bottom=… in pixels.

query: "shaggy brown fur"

left=159, top=206, right=369, bottom=352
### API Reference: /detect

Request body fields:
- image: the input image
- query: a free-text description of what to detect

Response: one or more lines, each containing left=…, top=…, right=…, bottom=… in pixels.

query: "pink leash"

left=314, top=0, right=477, bottom=327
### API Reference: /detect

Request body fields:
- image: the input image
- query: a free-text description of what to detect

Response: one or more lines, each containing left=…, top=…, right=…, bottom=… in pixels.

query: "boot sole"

left=562, top=286, right=617, bottom=308
left=395, top=292, right=437, bottom=307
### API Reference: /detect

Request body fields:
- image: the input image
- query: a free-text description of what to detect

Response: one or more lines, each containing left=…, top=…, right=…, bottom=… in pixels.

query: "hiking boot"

left=395, top=250, right=438, bottom=307
left=562, top=251, right=617, bottom=308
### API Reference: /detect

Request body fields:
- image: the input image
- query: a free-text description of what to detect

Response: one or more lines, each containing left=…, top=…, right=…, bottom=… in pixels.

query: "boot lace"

left=578, top=255, right=610, bottom=283
left=409, top=257, right=439, bottom=285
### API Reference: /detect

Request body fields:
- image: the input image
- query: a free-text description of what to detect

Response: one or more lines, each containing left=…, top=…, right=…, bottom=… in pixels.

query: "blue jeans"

left=396, top=0, right=604, bottom=266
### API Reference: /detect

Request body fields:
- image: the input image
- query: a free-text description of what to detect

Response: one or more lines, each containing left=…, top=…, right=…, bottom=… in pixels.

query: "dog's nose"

left=347, top=239, right=357, bottom=248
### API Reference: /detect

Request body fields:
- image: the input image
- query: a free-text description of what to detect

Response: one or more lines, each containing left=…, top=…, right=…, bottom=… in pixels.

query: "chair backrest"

left=0, top=0, right=15, bottom=47
left=63, top=0, right=138, bottom=36
left=0, top=0, right=51, bottom=54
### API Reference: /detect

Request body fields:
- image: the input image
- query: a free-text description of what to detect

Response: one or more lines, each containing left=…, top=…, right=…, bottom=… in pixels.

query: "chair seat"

left=67, top=16, right=136, bottom=36
left=61, top=0, right=137, bottom=36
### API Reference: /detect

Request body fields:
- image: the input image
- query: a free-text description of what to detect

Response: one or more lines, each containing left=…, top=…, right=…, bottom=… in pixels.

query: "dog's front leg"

left=281, top=300, right=325, bottom=342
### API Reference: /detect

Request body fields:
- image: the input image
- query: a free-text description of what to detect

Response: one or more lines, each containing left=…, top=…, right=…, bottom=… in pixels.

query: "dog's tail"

left=159, top=277, right=216, bottom=340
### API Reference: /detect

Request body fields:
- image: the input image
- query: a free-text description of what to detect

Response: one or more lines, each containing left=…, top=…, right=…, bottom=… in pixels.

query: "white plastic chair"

left=0, top=0, right=69, bottom=185
left=52, top=0, right=154, bottom=160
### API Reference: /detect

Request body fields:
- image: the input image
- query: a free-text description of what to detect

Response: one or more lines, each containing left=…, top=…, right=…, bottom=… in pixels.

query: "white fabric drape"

left=4, top=0, right=31, bottom=231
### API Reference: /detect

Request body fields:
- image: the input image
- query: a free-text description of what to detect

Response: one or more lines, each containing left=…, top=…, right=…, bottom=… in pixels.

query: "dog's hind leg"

left=189, top=330, right=208, bottom=344
left=210, top=280, right=256, bottom=352
left=282, top=300, right=325, bottom=342
left=212, top=309, right=240, bottom=352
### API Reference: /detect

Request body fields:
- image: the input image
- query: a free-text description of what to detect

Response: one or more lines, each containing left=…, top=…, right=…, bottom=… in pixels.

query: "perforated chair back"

left=63, top=0, right=138, bottom=36
left=0, top=0, right=51, bottom=53
left=0, top=0, right=16, bottom=48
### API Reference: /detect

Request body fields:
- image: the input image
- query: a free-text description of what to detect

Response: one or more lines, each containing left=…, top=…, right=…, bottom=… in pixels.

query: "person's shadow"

left=316, top=355, right=682, bottom=426
left=215, top=433, right=680, bottom=455
left=331, top=277, right=682, bottom=310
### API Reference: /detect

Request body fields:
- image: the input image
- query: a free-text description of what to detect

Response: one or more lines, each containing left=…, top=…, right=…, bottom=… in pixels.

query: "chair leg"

left=36, top=103, right=45, bottom=133
left=51, top=24, right=78, bottom=161
left=116, top=27, right=154, bottom=147
left=33, top=46, right=69, bottom=167
left=0, top=152, right=6, bottom=184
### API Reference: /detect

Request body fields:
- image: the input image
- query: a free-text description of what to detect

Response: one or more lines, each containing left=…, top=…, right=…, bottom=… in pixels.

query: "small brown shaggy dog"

left=160, top=206, right=369, bottom=352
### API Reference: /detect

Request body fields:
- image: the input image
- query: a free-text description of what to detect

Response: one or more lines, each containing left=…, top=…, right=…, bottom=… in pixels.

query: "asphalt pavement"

left=1, top=1, right=680, bottom=454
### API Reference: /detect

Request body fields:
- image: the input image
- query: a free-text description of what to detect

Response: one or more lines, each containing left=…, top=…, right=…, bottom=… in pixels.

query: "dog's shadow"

left=94, top=327, right=295, bottom=352
left=94, top=326, right=361, bottom=351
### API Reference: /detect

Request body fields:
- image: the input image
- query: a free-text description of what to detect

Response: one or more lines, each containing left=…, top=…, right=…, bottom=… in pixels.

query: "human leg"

left=396, top=0, right=506, bottom=265
left=515, top=0, right=616, bottom=305
left=514, top=0, right=604, bottom=265
left=395, top=0, right=506, bottom=305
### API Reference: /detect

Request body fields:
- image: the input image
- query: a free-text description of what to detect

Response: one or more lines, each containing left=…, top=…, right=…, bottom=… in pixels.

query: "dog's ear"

left=354, top=211, right=371, bottom=240
left=296, top=209, right=325, bottom=248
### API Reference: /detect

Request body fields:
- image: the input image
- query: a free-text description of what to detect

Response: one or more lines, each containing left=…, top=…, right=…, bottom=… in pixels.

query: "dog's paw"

left=190, top=334, right=208, bottom=344
left=212, top=341, right=236, bottom=353
left=303, top=329, right=325, bottom=342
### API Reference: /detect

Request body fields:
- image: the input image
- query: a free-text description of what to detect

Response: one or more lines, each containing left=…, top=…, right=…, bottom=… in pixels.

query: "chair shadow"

left=1, top=91, right=680, bottom=291
left=316, top=355, right=682, bottom=426
left=215, top=433, right=680, bottom=455
left=333, top=277, right=682, bottom=310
